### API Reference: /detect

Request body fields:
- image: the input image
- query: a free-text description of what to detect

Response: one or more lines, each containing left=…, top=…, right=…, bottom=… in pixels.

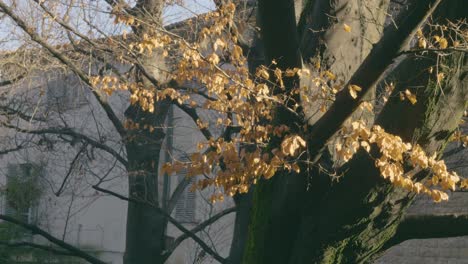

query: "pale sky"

left=0, top=0, right=216, bottom=51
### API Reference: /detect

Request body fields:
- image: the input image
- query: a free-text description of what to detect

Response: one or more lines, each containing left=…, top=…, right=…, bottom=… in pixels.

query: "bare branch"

left=382, top=214, right=468, bottom=251
left=55, top=144, right=87, bottom=196
left=0, top=104, right=46, bottom=122
left=102, top=0, right=131, bottom=11
left=163, top=206, right=236, bottom=261
left=0, top=145, right=23, bottom=156
left=32, top=0, right=99, bottom=48
left=174, top=102, right=213, bottom=140
left=0, top=241, right=74, bottom=256
left=91, top=185, right=227, bottom=263
left=0, top=122, right=128, bottom=167
left=306, top=0, right=443, bottom=164
left=0, top=74, right=24, bottom=87
left=0, top=214, right=107, bottom=264
left=0, top=1, right=126, bottom=137
left=397, top=47, right=468, bottom=56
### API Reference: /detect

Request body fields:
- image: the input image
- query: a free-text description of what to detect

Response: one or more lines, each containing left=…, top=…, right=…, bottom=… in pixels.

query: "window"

left=3, top=163, right=41, bottom=225
left=175, top=168, right=196, bottom=223
left=46, top=74, right=88, bottom=111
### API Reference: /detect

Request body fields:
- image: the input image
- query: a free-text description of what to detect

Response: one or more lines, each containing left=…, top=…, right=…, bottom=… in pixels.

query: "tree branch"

left=55, top=143, right=87, bottom=196
left=0, top=214, right=107, bottom=264
left=162, top=206, right=236, bottom=261
left=0, top=1, right=126, bottom=137
left=173, top=102, right=213, bottom=140
left=0, top=241, right=74, bottom=256
left=397, top=47, right=468, bottom=56
left=0, top=122, right=128, bottom=168
left=0, top=74, right=24, bottom=87
left=382, top=214, right=468, bottom=250
left=91, top=185, right=227, bottom=263
left=0, top=104, right=46, bottom=122
left=0, top=145, right=23, bottom=156
left=306, top=0, right=443, bottom=164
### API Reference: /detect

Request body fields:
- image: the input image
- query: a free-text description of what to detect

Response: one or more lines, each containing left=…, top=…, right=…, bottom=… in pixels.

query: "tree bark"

left=281, top=43, right=466, bottom=264
left=227, top=191, right=253, bottom=264
left=123, top=1, right=171, bottom=263
left=243, top=0, right=467, bottom=263
left=242, top=1, right=305, bottom=263
left=384, top=214, right=468, bottom=250
left=124, top=102, right=170, bottom=264
left=288, top=48, right=467, bottom=264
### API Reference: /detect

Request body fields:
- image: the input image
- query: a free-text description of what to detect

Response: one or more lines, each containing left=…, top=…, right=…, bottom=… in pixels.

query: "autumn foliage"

left=88, top=2, right=468, bottom=203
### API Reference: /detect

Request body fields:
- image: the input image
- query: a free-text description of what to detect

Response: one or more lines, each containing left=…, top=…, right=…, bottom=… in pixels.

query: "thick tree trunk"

left=244, top=0, right=466, bottom=263
left=243, top=0, right=389, bottom=263
left=227, top=2, right=263, bottom=263
left=228, top=191, right=254, bottom=264
left=289, top=49, right=467, bottom=264
left=123, top=1, right=170, bottom=263
left=299, top=0, right=389, bottom=125
left=124, top=101, right=170, bottom=264
left=242, top=1, right=305, bottom=263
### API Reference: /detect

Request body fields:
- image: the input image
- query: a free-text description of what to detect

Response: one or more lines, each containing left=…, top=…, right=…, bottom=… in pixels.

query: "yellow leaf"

left=213, top=38, right=226, bottom=51
left=207, top=53, right=220, bottom=65
left=324, top=71, right=336, bottom=80
left=438, top=37, right=448, bottom=49
left=416, top=28, right=423, bottom=38
left=256, top=67, right=270, bottom=79
left=297, top=68, right=311, bottom=77
left=359, top=102, right=374, bottom=112
left=343, top=23, right=351, bottom=33
left=404, top=89, right=417, bottom=105
left=274, top=68, right=284, bottom=88
left=431, top=189, right=449, bottom=203
left=320, top=104, right=327, bottom=112
left=189, top=101, right=198, bottom=108
left=361, top=141, right=371, bottom=152
left=413, top=182, right=424, bottom=194
left=399, top=92, right=405, bottom=101
left=437, top=72, right=445, bottom=82
left=461, top=179, right=468, bottom=189
left=291, top=163, right=301, bottom=173
left=161, top=162, right=173, bottom=175
left=264, top=165, right=276, bottom=179
left=349, top=85, right=362, bottom=99
left=281, top=135, right=306, bottom=157
left=418, top=38, right=427, bottom=49
left=284, top=68, right=297, bottom=77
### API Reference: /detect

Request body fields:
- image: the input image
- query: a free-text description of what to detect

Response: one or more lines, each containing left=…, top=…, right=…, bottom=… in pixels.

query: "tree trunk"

left=244, top=0, right=466, bottom=263
left=243, top=0, right=389, bottom=263
left=299, top=0, right=389, bottom=125
left=228, top=191, right=254, bottom=264
left=227, top=2, right=263, bottom=263
left=123, top=1, right=170, bottom=263
left=289, top=49, right=467, bottom=264
left=124, top=101, right=170, bottom=264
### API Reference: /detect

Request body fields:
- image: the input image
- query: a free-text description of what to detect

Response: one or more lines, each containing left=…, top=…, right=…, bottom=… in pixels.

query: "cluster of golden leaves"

left=103, top=2, right=466, bottom=203
left=417, top=28, right=449, bottom=49
left=416, top=20, right=468, bottom=51
left=451, top=130, right=468, bottom=147
left=97, top=3, right=308, bottom=202
left=91, top=75, right=189, bottom=113
left=162, top=133, right=305, bottom=200
left=336, top=121, right=468, bottom=202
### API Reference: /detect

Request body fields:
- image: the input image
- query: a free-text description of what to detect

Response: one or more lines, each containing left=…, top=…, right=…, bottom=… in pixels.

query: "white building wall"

left=0, top=70, right=235, bottom=264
